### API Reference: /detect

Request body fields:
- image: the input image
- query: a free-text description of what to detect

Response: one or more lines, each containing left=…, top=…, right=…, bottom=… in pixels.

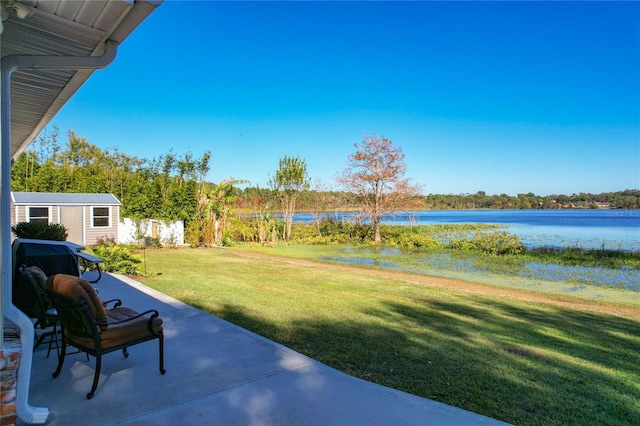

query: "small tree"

left=337, top=134, right=422, bottom=243
left=268, top=156, right=310, bottom=241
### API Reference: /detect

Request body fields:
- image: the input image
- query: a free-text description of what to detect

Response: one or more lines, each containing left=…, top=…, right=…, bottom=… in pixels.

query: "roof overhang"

left=1, top=0, right=163, bottom=159
left=0, top=2, right=162, bottom=423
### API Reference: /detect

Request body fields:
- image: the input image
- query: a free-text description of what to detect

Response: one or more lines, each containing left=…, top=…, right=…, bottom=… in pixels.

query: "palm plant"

left=203, top=178, right=249, bottom=246
left=90, top=242, right=143, bottom=275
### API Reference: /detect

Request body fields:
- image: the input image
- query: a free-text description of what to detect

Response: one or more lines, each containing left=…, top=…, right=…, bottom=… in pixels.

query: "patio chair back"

left=14, top=265, right=60, bottom=356
left=46, top=274, right=106, bottom=339
left=14, top=265, right=55, bottom=327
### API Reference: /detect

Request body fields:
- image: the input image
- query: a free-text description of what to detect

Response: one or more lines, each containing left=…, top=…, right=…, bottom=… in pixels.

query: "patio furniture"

left=12, top=238, right=106, bottom=283
left=46, top=274, right=165, bottom=399
left=13, top=265, right=59, bottom=358
left=12, top=239, right=80, bottom=278
left=77, top=251, right=105, bottom=283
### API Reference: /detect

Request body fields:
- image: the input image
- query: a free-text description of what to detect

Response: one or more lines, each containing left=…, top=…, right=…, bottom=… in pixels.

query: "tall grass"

left=139, top=247, right=640, bottom=426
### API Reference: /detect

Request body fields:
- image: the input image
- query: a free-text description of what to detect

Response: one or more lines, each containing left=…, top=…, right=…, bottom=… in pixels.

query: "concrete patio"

left=20, top=272, right=509, bottom=425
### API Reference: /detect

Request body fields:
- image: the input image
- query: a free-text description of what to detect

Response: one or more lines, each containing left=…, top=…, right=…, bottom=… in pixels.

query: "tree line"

left=425, top=190, right=639, bottom=210
left=11, top=128, right=639, bottom=245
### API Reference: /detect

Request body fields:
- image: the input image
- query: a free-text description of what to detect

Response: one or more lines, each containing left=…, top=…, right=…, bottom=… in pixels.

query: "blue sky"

left=49, top=1, right=639, bottom=196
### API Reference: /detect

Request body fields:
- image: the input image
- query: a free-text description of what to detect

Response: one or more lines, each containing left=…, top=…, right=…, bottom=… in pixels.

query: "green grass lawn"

left=139, top=246, right=640, bottom=426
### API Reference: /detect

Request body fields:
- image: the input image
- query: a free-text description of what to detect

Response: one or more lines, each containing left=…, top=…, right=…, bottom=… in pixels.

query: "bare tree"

left=309, top=177, right=333, bottom=236
left=337, top=134, right=422, bottom=243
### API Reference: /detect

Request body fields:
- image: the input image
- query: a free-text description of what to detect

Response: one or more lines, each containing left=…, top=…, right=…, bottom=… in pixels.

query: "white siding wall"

left=118, top=218, right=184, bottom=246
left=84, top=205, right=119, bottom=245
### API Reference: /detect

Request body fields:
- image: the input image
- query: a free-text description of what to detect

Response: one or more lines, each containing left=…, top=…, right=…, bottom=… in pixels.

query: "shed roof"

left=11, top=192, right=121, bottom=205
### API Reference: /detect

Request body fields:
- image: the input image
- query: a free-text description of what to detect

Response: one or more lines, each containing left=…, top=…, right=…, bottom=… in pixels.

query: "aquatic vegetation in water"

left=521, top=263, right=640, bottom=291
left=448, top=231, right=526, bottom=255
left=320, top=246, right=640, bottom=292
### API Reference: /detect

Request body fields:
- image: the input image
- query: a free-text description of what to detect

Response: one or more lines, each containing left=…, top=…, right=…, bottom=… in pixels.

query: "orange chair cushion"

left=68, top=306, right=163, bottom=351
left=47, top=274, right=107, bottom=325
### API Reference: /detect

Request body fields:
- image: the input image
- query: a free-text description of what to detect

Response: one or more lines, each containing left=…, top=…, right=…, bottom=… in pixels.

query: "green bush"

left=143, top=236, right=161, bottom=248
left=185, top=220, right=204, bottom=247
left=12, top=221, right=68, bottom=241
left=390, top=233, right=442, bottom=250
left=224, top=219, right=255, bottom=243
left=289, top=219, right=373, bottom=244
left=449, top=231, right=526, bottom=256
left=290, top=223, right=320, bottom=241
left=90, top=241, right=143, bottom=275
left=319, top=218, right=373, bottom=242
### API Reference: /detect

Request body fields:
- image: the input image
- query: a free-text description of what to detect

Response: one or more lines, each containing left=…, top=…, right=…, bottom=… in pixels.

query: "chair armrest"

left=77, top=252, right=104, bottom=264
left=101, top=299, right=122, bottom=309
left=95, top=309, right=160, bottom=327
left=77, top=252, right=105, bottom=283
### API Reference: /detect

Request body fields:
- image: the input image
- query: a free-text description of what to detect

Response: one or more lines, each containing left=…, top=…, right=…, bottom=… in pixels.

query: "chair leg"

left=34, top=330, right=48, bottom=348
left=87, top=353, right=102, bottom=400
left=34, top=330, right=51, bottom=350
left=52, top=334, right=67, bottom=379
left=159, top=335, right=166, bottom=375
left=46, top=322, right=60, bottom=359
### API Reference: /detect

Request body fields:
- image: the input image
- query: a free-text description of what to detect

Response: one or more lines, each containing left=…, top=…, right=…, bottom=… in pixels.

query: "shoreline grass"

left=139, top=246, right=640, bottom=426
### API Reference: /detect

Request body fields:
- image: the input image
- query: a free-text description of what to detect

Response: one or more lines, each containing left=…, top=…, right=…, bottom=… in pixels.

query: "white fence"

left=118, top=218, right=184, bottom=246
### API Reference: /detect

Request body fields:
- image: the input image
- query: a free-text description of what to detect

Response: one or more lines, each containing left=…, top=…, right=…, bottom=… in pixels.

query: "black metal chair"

left=46, top=273, right=165, bottom=399
left=14, top=265, right=59, bottom=357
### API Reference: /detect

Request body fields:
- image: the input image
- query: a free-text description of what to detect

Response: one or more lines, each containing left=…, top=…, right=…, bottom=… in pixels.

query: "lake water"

left=294, top=209, right=640, bottom=251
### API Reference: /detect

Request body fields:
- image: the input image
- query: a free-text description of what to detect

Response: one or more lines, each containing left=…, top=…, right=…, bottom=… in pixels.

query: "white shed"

left=11, top=192, right=121, bottom=246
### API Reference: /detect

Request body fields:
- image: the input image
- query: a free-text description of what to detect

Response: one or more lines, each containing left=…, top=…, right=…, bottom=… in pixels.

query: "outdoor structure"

left=0, top=1, right=163, bottom=423
left=11, top=192, right=121, bottom=246
left=118, top=217, right=184, bottom=247
left=118, top=217, right=185, bottom=246
left=11, top=191, right=186, bottom=247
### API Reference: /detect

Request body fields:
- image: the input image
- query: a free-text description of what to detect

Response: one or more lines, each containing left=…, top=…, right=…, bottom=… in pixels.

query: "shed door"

left=61, top=207, right=83, bottom=245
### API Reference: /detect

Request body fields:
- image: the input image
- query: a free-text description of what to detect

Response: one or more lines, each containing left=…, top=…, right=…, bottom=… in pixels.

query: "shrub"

left=449, top=231, right=526, bottom=256
left=288, top=219, right=374, bottom=244
left=12, top=221, right=68, bottom=241
left=90, top=241, right=143, bottom=276
left=290, top=223, right=320, bottom=241
left=227, top=218, right=256, bottom=243
left=391, top=233, right=442, bottom=250
left=94, top=235, right=117, bottom=246
left=319, top=218, right=373, bottom=242
left=143, top=237, right=161, bottom=248
left=185, top=220, right=203, bottom=247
